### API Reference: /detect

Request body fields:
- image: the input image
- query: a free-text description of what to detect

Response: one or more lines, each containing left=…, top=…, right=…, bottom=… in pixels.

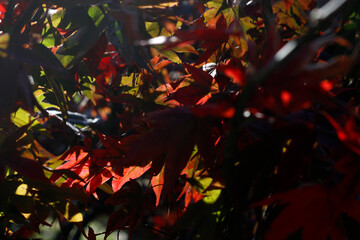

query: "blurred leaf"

left=145, top=21, right=161, bottom=38
left=50, top=0, right=110, bottom=7
left=133, top=0, right=178, bottom=6
left=151, top=45, right=182, bottom=63
left=204, top=0, right=224, bottom=24
left=172, top=45, right=199, bottom=55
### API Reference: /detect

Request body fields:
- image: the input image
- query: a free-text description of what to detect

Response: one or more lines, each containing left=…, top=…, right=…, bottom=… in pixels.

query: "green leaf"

left=34, top=89, right=60, bottom=111
left=203, top=189, right=222, bottom=204
left=43, top=70, right=69, bottom=121
left=204, top=0, right=224, bottom=24
left=41, top=26, right=62, bottom=48
left=145, top=21, right=161, bottom=38
left=68, top=61, right=97, bottom=105
left=152, top=46, right=182, bottom=63
left=49, top=6, right=102, bottom=31
left=55, top=6, right=107, bottom=68
left=172, top=45, right=199, bottom=55
left=222, top=6, right=239, bottom=25
left=11, top=108, right=44, bottom=130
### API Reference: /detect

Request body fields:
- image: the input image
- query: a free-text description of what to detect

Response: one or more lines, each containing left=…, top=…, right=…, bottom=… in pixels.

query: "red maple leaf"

left=83, top=33, right=109, bottom=77
left=50, top=134, right=130, bottom=196
left=167, top=63, right=214, bottom=106
left=216, top=58, right=246, bottom=86
left=121, top=106, right=222, bottom=200
left=251, top=37, right=355, bottom=114
left=112, top=164, right=151, bottom=192
left=255, top=182, right=360, bottom=240
left=176, top=154, right=204, bottom=208
left=105, top=180, right=155, bottom=239
left=324, top=113, right=360, bottom=156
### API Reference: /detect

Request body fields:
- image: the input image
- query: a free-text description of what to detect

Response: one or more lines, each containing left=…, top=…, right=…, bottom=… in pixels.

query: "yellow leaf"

left=0, top=33, right=10, bottom=58
left=63, top=201, right=83, bottom=222
left=203, top=189, right=222, bottom=204
left=53, top=201, right=83, bottom=223
left=15, top=183, right=30, bottom=196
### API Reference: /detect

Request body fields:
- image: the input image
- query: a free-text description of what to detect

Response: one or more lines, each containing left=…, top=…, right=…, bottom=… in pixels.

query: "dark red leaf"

left=5, top=157, right=49, bottom=183
left=217, top=58, right=246, bottom=86
left=253, top=184, right=353, bottom=240
left=87, top=227, right=96, bottom=240
left=184, top=63, right=213, bottom=89
left=122, top=107, right=220, bottom=200
left=84, top=33, right=108, bottom=77
left=168, top=84, right=209, bottom=106
left=105, top=180, right=153, bottom=239
left=195, top=46, right=218, bottom=66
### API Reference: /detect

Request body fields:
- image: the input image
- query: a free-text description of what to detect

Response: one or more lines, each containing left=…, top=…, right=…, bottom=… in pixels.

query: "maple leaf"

left=250, top=36, right=356, bottom=114
left=255, top=184, right=358, bottom=240
left=50, top=134, right=131, bottom=196
left=151, top=165, right=165, bottom=206
left=85, top=167, right=113, bottom=196
left=324, top=113, right=360, bottom=156
left=121, top=106, right=222, bottom=200
left=87, top=227, right=96, bottom=240
left=0, top=3, right=5, bottom=20
left=143, top=15, right=232, bottom=65
left=83, top=33, right=109, bottom=77
left=94, top=45, right=126, bottom=94
left=0, top=124, right=49, bottom=183
left=5, top=157, right=49, bottom=183
left=195, top=15, right=228, bottom=65
left=175, top=154, right=204, bottom=208
left=105, top=180, right=155, bottom=239
left=216, top=58, right=246, bottom=86
left=272, top=0, right=314, bottom=34
left=178, top=182, right=204, bottom=209
left=167, top=63, right=214, bottom=106
left=190, top=97, right=235, bottom=118
left=112, top=164, right=151, bottom=192
left=185, top=63, right=213, bottom=88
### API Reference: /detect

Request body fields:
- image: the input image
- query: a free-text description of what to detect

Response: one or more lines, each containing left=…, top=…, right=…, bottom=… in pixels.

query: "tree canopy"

left=1, top=0, right=360, bottom=239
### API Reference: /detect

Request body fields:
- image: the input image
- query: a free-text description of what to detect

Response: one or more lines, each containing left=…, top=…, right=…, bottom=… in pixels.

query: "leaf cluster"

left=1, top=0, right=360, bottom=240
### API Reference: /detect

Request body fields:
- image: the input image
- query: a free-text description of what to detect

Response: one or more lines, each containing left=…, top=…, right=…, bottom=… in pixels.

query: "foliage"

left=1, top=0, right=360, bottom=239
